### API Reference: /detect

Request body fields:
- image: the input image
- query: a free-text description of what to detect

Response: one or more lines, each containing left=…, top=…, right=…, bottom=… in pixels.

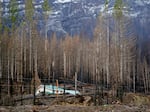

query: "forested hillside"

left=0, top=0, right=149, bottom=103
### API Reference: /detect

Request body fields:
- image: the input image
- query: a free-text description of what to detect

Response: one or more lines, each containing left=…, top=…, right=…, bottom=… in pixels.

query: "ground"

left=0, top=104, right=150, bottom=112
left=0, top=93, right=150, bottom=112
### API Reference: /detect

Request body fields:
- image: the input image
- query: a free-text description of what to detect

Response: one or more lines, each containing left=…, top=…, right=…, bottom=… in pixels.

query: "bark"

left=106, top=20, right=110, bottom=86
left=29, top=25, right=32, bottom=74
left=64, top=52, right=66, bottom=78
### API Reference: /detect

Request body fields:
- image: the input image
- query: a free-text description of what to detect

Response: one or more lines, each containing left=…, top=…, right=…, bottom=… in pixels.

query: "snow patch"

left=54, top=0, right=72, bottom=4
left=124, top=12, right=140, bottom=17
left=143, top=0, right=150, bottom=4
left=89, top=4, right=105, bottom=14
left=135, top=0, right=144, bottom=6
left=35, top=5, right=42, bottom=9
left=18, top=4, right=25, bottom=9
left=54, top=0, right=79, bottom=4
left=131, top=13, right=139, bottom=17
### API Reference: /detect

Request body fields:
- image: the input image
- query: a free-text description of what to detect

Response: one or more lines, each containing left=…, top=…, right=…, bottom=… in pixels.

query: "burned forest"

left=0, top=0, right=150, bottom=108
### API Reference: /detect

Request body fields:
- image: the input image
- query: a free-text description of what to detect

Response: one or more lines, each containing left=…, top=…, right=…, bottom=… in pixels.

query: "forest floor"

left=0, top=93, right=150, bottom=112
left=0, top=104, right=150, bottom=112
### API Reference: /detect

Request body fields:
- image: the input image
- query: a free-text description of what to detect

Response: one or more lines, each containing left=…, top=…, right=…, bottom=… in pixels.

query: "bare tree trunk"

left=45, top=21, right=48, bottom=52
left=106, top=19, right=110, bottom=86
left=69, top=55, right=71, bottom=77
left=23, top=34, right=27, bottom=79
left=127, top=57, right=131, bottom=91
left=0, top=39, right=2, bottom=99
left=34, top=47, right=38, bottom=84
left=11, top=48, right=14, bottom=80
left=0, top=40, right=2, bottom=80
left=144, top=59, right=148, bottom=93
left=29, top=25, right=32, bottom=74
left=142, top=65, right=146, bottom=93
left=75, top=72, right=77, bottom=95
left=8, top=52, right=10, bottom=96
left=120, top=43, right=123, bottom=83
left=64, top=52, right=66, bottom=78
left=20, top=30, right=23, bottom=93
left=133, top=61, right=136, bottom=93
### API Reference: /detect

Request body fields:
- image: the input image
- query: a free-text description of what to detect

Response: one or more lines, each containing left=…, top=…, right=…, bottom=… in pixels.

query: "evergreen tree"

left=25, top=0, right=34, bottom=74
left=25, top=0, right=34, bottom=22
left=0, top=1, right=2, bottom=99
left=0, top=1, right=2, bottom=31
left=42, top=0, right=51, bottom=45
left=9, top=0, right=18, bottom=30
left=113, top=0, right=123, bottom=18
left=42, top=0, right=51, bottom=14
left=42, top=0, right=51, bottom=88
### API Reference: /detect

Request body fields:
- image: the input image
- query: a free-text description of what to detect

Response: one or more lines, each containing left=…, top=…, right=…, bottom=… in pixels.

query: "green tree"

left=104, top=0, right=110, bottom=87
left=42, top=1, right=51, bottom=92
left=42, top=0, right=51, bottom=13
left=25, top=0, right=34, bottom=22
left=42, top=0, right=51, bottom=49
left=7, top=0, right=19, bottom=96
left=25, top=0, right=34, bottom=73
left=0, top=1, right=2, bottom=99
left=105, top=0, right=109, bottom=8
left=0, top=1, right=2, bottom=78
left=0, top=1, right=2, bottom=31
left=113, top=0, right=123, bottom=18
left=9, top=0, right=18, bottom=30
left=112, top=0, right=136, bottom=98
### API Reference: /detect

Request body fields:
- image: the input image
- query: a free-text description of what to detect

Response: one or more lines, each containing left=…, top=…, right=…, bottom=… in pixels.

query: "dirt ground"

left=0, top=93, right=150, bottom=112
left=0, top=104, right=150, bottom=112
